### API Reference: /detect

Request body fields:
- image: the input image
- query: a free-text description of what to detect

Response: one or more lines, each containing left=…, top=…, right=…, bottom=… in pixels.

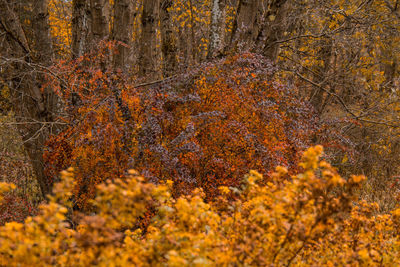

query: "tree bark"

left=112, top=0, right=134, bottom=71
left=254, top=0, right=288, bottom=61
left=72, top=0, right=109, bottom=59
left=139, top=0, right=158, bottom=79
left=225, top=0, right=288, bottom=60
left=72, top=0, right=90, bottom=58
left=0, top=0, right=57, bottom=198
left=226, top=0, right=260, bottom=53
left=160, top=0, right=178, bottom=76
left=207, top=0, right=225, bottom=59
left=309, top=37, right=333, bottom=115
left=90, top=0, right=109, bottom=43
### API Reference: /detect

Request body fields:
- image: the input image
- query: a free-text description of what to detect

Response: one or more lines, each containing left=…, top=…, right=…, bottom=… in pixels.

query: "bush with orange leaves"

left=45, top=50, right=317, bottom=208
left=1, top=145, right=400, bottom=266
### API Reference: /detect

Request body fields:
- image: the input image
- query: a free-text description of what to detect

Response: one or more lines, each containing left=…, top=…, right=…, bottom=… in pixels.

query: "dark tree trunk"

left=139, top=0, right=158, bottom=79
left=72, top=0, right=109, bottom=59
left=72, top=0, right=90, bottom=58
left=160, top=0, right=178, bottom=76
left=255, top=0, right=288, bottom=61
left=90, top=0, right=109, bottom=43
left=225, top=0, right=260, bottom=53
left=112, top=0, right=134, bottom=71
left=0, top=0, right=57, bottom=198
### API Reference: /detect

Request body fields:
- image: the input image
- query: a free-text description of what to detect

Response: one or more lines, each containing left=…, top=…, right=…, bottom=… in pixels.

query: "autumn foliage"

left=2, top=146, right=400, bottom=266
left=45, top=51, right=317, bottom=208
left=1, top=0, right=400, bottom=266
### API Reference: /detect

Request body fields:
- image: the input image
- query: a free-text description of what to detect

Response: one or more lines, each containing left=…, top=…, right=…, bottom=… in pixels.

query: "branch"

left=133, top=74, right=177, bottom=88
left=295, top=71, right=400, bottom=128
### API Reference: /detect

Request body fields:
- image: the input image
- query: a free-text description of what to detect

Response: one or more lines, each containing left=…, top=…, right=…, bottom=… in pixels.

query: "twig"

left=295, top=71, right=400, bottom=128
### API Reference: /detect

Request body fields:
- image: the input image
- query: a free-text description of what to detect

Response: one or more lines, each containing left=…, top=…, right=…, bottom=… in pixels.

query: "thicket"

left=45, top=52, right=318, bottom=209
left=1, top=146, right=400, bottom=266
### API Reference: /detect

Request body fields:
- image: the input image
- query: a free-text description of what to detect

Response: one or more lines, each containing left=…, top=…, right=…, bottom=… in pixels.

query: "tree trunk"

left=112, top=0, right=134, bottom=71
left=72, top=0, right=90, bottom=58
left=139, top=0, right=158, bottom=79
left=254, top=0, right=288, bottom=61
left=0, top=0, right=57, bottom=198
left=226, top=0, right=260, bottom=53
left=90, top=0, right=109, bottom=43
left=72, top=0, right=109, bottom=59
left=207, top=0, right=225, bottom=59
left=225, top=0, right=287, bottom=60
left=160, top=0, right=178, bottom=76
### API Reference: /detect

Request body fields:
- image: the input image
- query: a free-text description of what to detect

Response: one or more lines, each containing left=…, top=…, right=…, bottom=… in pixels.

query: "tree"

left=225, top=0, right=288, bottom=61
left=226, top=0, right=260, bottom=53
left=72, top=0, right=109, bottom=59
left=71, top=0, right=90, bottom=58
left=207, top=0, right=225, bottom=59
left=255, top=0, right=288, bottom=60
left=139, top=0, right=159, bottom=79
left=90, top=0, right=109, bottom=43
left=160, top=0, right=178, bottom=76
left=112, top=0, right=135, bottom=71
left=0, top=0, right=58, bottom=198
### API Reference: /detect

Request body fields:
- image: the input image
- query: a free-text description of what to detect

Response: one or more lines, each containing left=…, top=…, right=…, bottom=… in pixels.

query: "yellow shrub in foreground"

left=1, top=146, right=400, bottom=266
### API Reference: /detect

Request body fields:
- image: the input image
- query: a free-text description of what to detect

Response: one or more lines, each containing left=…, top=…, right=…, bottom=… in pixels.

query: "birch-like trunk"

left=207, top=0, right=225, bottom=59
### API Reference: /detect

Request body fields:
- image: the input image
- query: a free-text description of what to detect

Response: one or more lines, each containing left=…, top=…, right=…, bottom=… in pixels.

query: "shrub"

left=45, top=51, right=317, bottom=208
left=1, top=146, right=400, bottom=266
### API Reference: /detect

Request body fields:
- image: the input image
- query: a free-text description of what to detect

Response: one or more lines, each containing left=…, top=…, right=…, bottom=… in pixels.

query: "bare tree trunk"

left=72, top=0, right=109, bottom=59
left=0, top=0, right=57, bottom=198
left=112, top=0, right=134, bottom=71
left=90, top=0, right=109, bottom=43
left=178, top=26, right=189, bottom=67
left=32, top=0, right=53, bottom=63
left=382, top=60, right=397, bottom=91
left=139, top=0, right=158, bottom=79
left=225, top=0, right=260, bottom=53
left=160, top=0, right=177, bottom=76
left=254, top=0, right=288, bottom=61
left=207, top=0, right=225, bottom=59
left=72, top=0, right=90, bottom=58
left=225, top=0, right=287, bottom=60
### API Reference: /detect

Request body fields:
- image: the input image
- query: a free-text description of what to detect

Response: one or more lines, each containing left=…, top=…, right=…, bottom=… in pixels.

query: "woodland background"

left=0, top=0, right=399, bottom=265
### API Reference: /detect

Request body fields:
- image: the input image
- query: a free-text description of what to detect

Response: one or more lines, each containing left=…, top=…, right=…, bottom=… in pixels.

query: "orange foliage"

left=45, top=47, right=317, bottom=208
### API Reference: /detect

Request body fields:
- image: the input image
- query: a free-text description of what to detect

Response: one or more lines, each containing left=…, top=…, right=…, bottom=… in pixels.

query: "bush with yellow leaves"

left=1, top=145, right=400, bottom=266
